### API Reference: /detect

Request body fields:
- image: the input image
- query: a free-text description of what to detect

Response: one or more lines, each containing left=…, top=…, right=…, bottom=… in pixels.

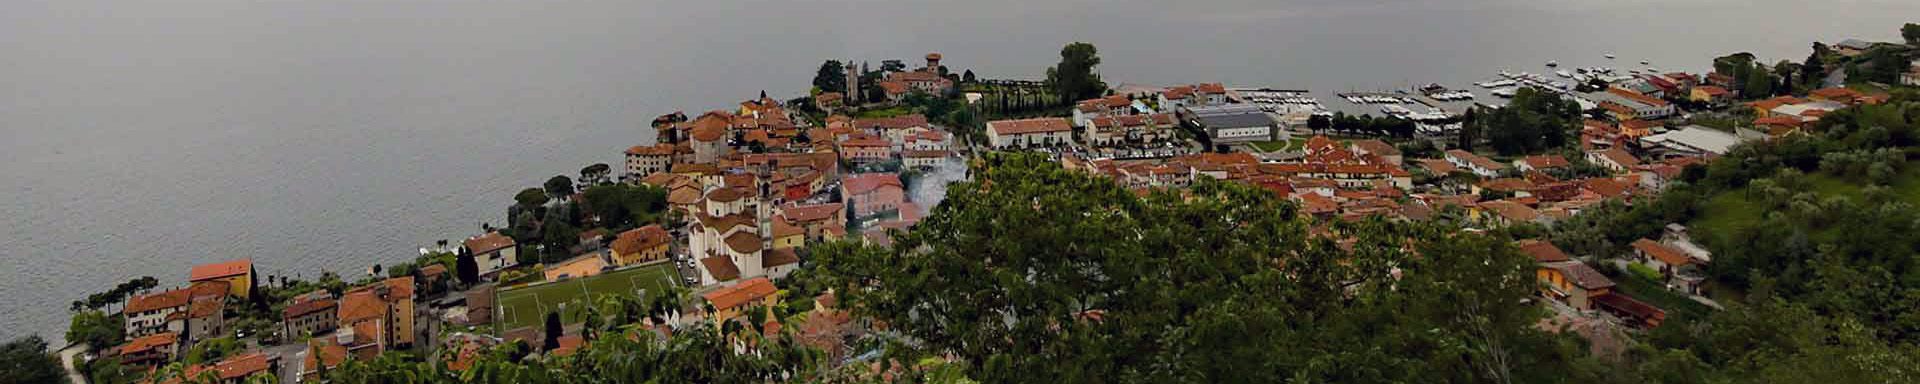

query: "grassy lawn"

left=854, top=106, right=914, bottom=118
left=494, top=263, right=680, bottom=331
left=1613, top=274, right=1713, bottom=320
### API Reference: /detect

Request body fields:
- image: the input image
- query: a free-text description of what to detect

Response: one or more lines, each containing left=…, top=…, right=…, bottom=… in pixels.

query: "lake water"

left=4, top=0, right=1914, bottom=343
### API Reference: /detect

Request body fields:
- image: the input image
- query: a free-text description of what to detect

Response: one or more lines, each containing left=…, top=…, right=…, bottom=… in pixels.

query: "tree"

left=578, top=163, right=611, bottom=186
left=184, top=337, right=240, bottom=364
left=1802, top=43, right=1828, bottom=89
left=1045, top=42, right=1106, bottom=101
left=812, top=60, right=847, bottom=94
left=1904, top=23, right=1920, bottom=45
left=455, top=246, right=478, bottom=285
left=0, top=336, right=65, bottom=384
left=544, top=175, right=575, bottom=198
left=1743, top=63, right=1774, bottom=98
left=67, top=311, right=122, bottom=349
left=513, top=188, right=548, bottom=209
left=961, top=69, right=976, bottom=83
left=543, top=312, right=562, bottom=351
left=1308, top=114, right=1331, bottom=134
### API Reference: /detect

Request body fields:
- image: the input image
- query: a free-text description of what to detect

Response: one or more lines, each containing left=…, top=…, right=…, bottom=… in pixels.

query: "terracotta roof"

left=1417, top=159, right=1458, bottom=174
left=690, top=113, right=731, bottom=142
left=1606, top=88, right=1669, bottom=107
left=903, top=150, right=949, bottom=159
left=843, top=173, right=904, bottom=195
left=1480, top=178, right=1534, bottom=192
left=1196, top=83, right=1227, bottom=93
left=420, top=264, right=447, bottom=277
left=1582, top=177, right=1633, bottom=198
left=122, top=332, right=178, bottom=355
left=724, top=232, right=764, bottom=254
left=126, top=290, right=192, bottom=314
left=1350, top=139, right=1399, bottom=156
left=763, top=248, right=800, bottom=268
left=1592, top=148, right=1640, bottom=168
left=283, top=297, right=337, bottom=319
left=1446, top=150, right=1505, bottom=170
left=1632, top=239, right=1692, bottom=266
left=671, top=162, right=720, bottom=175
left=667, top=187, right=703, bottom=205
left=188, top=299, right=222, bottom=318
left=782, top=203, right=844, bottom=222
left=878, top=81, right=911, bottom=95
left=815, top=92, right=843, bottom=102
left=988, top=118, right=1073, bottom=135
left=611, top=225, right=671, bottom=256
left=464, top=232, right=516, bottom=254
left=854, top=115, right=929, bottom=131
left=1481, top=200, right=1540, bottom=222
left=1164, top=86, right=1195, bottom=99
left=1694, top=86, right=1729, bottom=97
left=1543, top=261, right=1615, bottom=290
left=1517, top=240, right=1571, bottom=262
left=1808, top=87, right=1862, bottom=100
left=701, top=257, right=741, bottom=281
left=336, top=291, right=387, bottom=322
left=837, top=136, right=891, bottom=148
left=193, top=353, right=274, bottom=381
left=625, top=144, right=675, bottom=156
left=772, top=219, right=806, bottom=239
left=702, top=277, right=778, bottom=310
left=694, top=212, right=757, bottom=232
left=189, top=259, right=252, bottom=281
left=707, top=187, right=744, bottom=203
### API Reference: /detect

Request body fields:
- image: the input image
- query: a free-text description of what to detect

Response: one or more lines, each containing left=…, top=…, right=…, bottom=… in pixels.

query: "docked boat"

left=1555, top=70, right=1572, bottom=78
left=1492, top=87, right=1518, bottom=98
left=1546, top=60, right=1559, bottom=67
left=1605, top=53, right=1616, bottom=59
left=1640, top=60, right=1650, bottom=65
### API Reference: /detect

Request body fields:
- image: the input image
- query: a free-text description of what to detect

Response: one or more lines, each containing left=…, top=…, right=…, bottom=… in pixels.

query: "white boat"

left=1555, top=70, right=1572, bottom=78
left=1546, top=60, right=1559, bottom=67
left=1605, top=53, right=1616, bottom=59
left=1492, top=87, right=1518, bottom=97
left=1640, top=60, right=1650, bottom=65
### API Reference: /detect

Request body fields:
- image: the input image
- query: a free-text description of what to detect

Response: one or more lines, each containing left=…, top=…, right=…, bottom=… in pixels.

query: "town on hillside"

left=48, top=26, right=1920, bottom=383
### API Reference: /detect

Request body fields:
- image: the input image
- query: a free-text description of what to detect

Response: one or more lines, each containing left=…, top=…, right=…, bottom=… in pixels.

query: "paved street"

left=260, top=341, right=310, bottom=384
left=57, top=343, right=89, bottom=384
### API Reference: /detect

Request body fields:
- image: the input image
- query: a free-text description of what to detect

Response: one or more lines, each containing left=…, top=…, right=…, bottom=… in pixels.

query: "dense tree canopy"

left=810, top=152, right=1600, bottom=383
left=1045, top=42, right=1106, bottom=101
left=1472, top=87, right=1577, bottom=155
left=813, top=60, right=847, bottom=94
left=0, top=336, right=65, bottom=384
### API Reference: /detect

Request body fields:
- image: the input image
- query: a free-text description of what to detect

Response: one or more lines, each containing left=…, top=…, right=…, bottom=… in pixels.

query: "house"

left=189, top=259, right=255, bottom=300
left=1182, top=104, right=1282, bottom=145
left=986, top=118, right=1075, bottom=149
left=117, top=332, right=180, bottom=366
left=814, top=92, right=845, bottom=110
left=843, top=173, right=906, bottom=218
left=282, top=291, right=338, bottom=340
left=1586, top=148, right=1640, bottom=172
left=337, top=276, right=417, bottom=351
left=903, top=150, right=950, bottom=168
left=771, top=219, right=806, bottom=249
left=1478, top=200, right=1545, bottom=227
left=1072, top=95, right=1139, bottom=127
left=883, top=69, right=954, bottom=96
left=624, top=144, right=676, bottom=182
left=1083, top=113, right=1178, bottom=147
left=1755, top=116, right=1807, bottom=137
left=1631, top=239, right=1693, bottom=275
left=1808, top=87, right=1864, bottom=104
left=702, top=277, right=780, bottom=325
left=1416, top=158, right=1458, bottom=175
left=172, top=353, right=278, bottom=384
left=854, top=114, right=931, bottom=146
left=1513, top=155, right=1571, bottom=173
left=1445, top=149, right=1506, bottom=177
left=1537, top=260, right=1615, bottom=310
left=904, top=130, right=949, bottom=151
left=686, top=112, right=732, bottom=164
left=609, top=225, right=672, bottom=266
left=1746, top=96, right=1808, bottom=116
left=1768, top=100, right=1846, bottom=120
left=1902, top=60, right=1920, bottom=86
left=1159, top=83, right=1229, bottom=111
left=124, top=289, right=191, bottom=338
left=1835, top=38, right=1875, bottom=56
left=837, top=134, right=893, bottom=163
left=462, top=231, right=519, bottom=276
left=181, top=294, right=226, bottom=347
left=1348, top=140, right=1402, bottom=166
left=543, top=253, right=607, bottom=282
left=779, top=203, right=846, bottom=240
left=1640, top=125, right=1763, bottom=157
left=1689, top=86, right=1732, bottom=106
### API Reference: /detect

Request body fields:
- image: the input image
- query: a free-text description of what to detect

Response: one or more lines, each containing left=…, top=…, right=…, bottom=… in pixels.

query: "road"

left=58, top=343, right=89, bottom=384
left=260, top=341, right=310, bottom=384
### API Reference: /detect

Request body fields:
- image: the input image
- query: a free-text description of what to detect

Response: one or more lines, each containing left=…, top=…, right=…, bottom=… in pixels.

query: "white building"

left=986, top=118, right=1075, bottom=149
left=1445, top=149, right=1507, bottom=177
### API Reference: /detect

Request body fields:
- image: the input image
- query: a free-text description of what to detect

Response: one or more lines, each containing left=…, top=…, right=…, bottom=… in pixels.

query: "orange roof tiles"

left=724, top=232, right=764, bottom=254
left=1518, top=240, right=1571, bottom=262
left=189, top=259, right=252, bottom=281
left=464, top=232, right=516, bottom=254
left=611, top=225, right=671, bottom=256
left=700, top=257, right=741, bottom=282
left=702, top=277, right=778, bottom=310
left=127, top=290, right=192, bottom=314
left=988, top=118, right=1073, bottom=135
left=1633, top=239, right=1692, bottom=266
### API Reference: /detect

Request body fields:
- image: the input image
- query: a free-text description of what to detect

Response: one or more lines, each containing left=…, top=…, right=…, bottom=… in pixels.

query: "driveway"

left=58, top=343, right=89, bottom=384
left=259, top=342, right=311, bottom=384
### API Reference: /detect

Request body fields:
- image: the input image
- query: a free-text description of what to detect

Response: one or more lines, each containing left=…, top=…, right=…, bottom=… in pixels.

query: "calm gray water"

left=4, top=0, right=1914, bottom=343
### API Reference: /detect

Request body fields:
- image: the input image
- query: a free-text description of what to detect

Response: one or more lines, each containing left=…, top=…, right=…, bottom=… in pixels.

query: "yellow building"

left=702, top=277, right=779, bottom=325
left=610, top=225, right=672, bottom=266
left=1536, top=261, right=1614, bottom=310
left=189, top=259, right=255, bottom=300
left=772, top=219, right=806, bottom=249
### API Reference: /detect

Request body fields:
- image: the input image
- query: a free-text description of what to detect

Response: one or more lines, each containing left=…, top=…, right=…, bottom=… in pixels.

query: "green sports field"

left=494, top=262, right=680, bottom=331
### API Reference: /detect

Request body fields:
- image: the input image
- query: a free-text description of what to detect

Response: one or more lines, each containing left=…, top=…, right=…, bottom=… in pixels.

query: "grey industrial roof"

left=1195, top=112, right=1276, bottom=129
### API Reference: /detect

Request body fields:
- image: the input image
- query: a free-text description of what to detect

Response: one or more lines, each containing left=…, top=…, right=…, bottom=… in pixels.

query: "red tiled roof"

left=122, top=332, right=178, bottom=355
left=700, top=257, right=741, bottom=282
left=689, top=112, right=731, bottom=142
left=1520, top=155, right=1571, bottom=169
left=763, top=248, right=800, bottom=269
left=194, top=353, right=274, bottom=381
left=878, top=81, right=911, bottom=95
left=336, top=291, right=386, bottom=322
left=702, top=277, right=778, bottom=310
left=1632, top=239, right=1692, bottom=266
left=1593, top=148, right=1640, bottom=168
left=127, top=290, right=192, bottom=314
left=188, top=299, right=222, bottom=318
left=724, top=232, right=764, bottom=254
left=283, top=297, right=337, bottom=320
left=189, top=259, right=252, bottom=281
left=903, top=150, right=949, bottom=159
left=988, top=118, right=1073, bottom=135
left=1694, top=86, right=1729, bottom=97
left=1446, top=150, right=1505, bottom=170
left=611, top=225, right=671, bottom=256
left=1196, top=83, right=1227, bottom=93
left=1543, top=261, right=1615, bottom=290
left=625, top=144, right=675, bottom=156
left=782, top=203, right=845, bottom=222
left=464, top=232, right=516, bottom=254
left=1480, top=200, right=1540, bottom=222
left=1517, top=240, right=1571, bottom=262
left=1416, top=159, right=1458, bottom=174
left=843, top=173, right=904, bottom=195
left=1808, top=87, right=1862, bottom=100
left=1350, top=139, right=1399, bottom=156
